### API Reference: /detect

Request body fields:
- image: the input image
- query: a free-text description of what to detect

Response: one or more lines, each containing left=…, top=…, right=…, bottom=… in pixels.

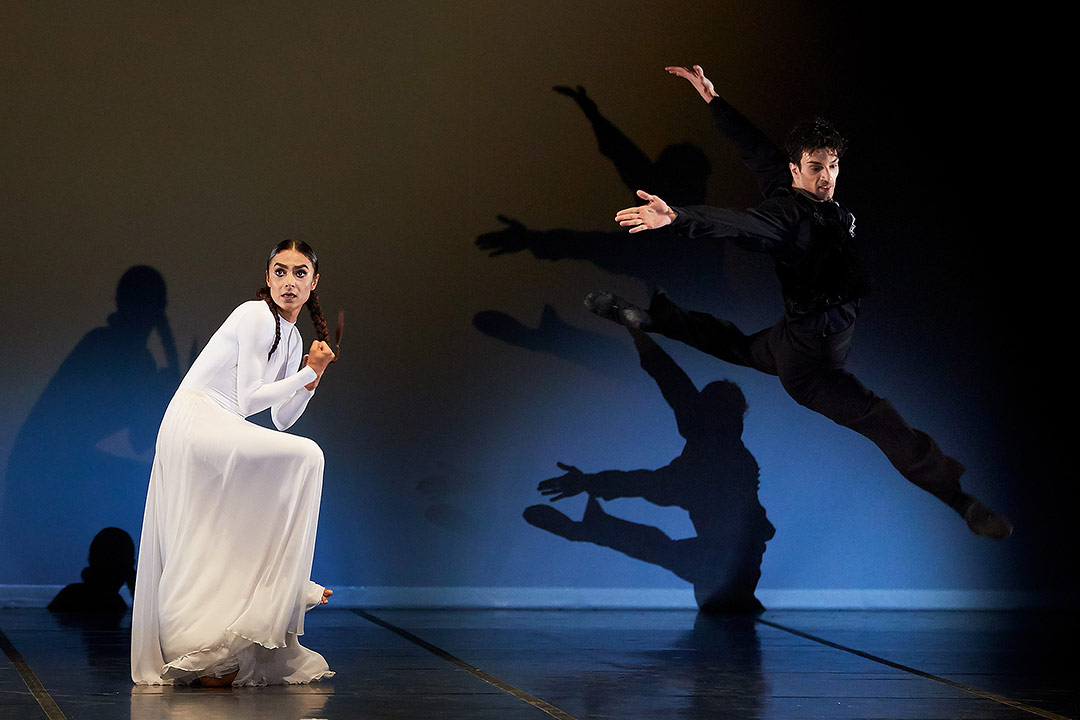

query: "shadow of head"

left=111, top=265, right=167, bottom=331
left=655, top=142, right=711, bottom=205
left=83, top=526, right=136, bottom=591
left=694, top=380, right=748, bottom=435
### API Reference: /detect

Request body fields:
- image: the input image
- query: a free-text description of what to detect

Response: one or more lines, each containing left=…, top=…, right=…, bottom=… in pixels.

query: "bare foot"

left=321, top=587, right=333, bottom=605
left=196, top=670, right=237, bottom=687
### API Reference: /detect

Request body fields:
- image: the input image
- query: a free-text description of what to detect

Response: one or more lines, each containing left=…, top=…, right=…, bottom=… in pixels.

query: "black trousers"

left=647, top=292, right=964, bottom=508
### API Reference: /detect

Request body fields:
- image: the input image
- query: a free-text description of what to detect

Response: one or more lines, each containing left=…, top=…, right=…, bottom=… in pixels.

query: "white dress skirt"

left=131, top=301, right=333, bottom=685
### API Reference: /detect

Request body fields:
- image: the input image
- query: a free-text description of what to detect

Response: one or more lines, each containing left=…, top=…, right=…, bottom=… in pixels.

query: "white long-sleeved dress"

left=131, top=300, right=333, bottom=685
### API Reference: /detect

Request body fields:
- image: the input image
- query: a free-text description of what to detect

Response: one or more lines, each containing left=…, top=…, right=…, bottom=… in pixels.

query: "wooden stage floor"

left=2, top=607, right=1076, bottom=719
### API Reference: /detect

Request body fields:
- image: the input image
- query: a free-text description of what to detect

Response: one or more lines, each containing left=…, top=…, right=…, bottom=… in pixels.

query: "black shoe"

left=962, top=498, right=1013, bottom=540
left=584, top=291, right=652, bottom=329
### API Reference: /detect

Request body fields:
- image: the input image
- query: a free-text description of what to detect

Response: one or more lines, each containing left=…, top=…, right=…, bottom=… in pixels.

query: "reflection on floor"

left=1, top=607, right=1076, bottom=719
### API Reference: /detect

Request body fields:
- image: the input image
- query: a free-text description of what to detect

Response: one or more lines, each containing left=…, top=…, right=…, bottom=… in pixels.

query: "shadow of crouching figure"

left=48, top=527, right=136, bottom=614
left=1, top=265, right=182, bottom=585
left=524, top=328, right=774, bottom=613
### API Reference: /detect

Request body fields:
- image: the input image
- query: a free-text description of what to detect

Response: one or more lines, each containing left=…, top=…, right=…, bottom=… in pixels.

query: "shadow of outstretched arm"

left=554, top=84, right=656, bottom=195
left=476, top=216, right=628, bottom=263
left=537, top=461, right=680, bottom=507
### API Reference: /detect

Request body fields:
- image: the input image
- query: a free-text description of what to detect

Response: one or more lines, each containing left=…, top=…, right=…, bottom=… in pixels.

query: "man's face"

left=789, top=148, right=839, bottom=201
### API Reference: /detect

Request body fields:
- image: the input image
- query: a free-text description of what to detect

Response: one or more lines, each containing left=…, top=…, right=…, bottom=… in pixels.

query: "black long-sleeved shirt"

left=667, top=95, right=868, bottom=329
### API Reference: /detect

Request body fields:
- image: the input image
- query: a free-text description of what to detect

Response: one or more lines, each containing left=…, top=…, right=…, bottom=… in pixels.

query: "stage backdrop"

left=1, top=2, right=1069, bottom=609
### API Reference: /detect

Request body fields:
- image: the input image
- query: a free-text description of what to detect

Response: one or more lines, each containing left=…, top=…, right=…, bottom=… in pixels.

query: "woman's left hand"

left=302, top=341, right=336, bottom=389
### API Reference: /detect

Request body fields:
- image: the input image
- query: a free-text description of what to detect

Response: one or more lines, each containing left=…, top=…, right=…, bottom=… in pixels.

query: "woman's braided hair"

left=255, top=240, right=328, bottom=361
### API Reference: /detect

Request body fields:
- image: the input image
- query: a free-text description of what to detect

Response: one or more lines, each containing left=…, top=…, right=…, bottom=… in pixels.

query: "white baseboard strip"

left=2, top=585, right=1072, bottom=610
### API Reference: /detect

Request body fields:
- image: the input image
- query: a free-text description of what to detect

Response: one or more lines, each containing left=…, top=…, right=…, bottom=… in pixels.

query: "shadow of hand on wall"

left=1, top=266, right=189, bottom=584
left=474, top=85, right=724, bottom=367
left=524, top=328, right=774, bottom=613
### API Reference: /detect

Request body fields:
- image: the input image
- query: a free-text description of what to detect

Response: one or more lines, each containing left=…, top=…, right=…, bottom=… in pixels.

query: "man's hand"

left=615, top=190, right=676, bottom=233
left=537, top=462, right=586, bottom=502
left=664, top=64, right=718, bottom=103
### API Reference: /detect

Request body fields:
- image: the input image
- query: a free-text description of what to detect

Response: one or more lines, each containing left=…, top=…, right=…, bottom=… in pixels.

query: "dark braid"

left=255, top=286, right=283, bottom=360
left=305, top=289, right=331, bottom=369
left=306, top=289, right=329, bottom=343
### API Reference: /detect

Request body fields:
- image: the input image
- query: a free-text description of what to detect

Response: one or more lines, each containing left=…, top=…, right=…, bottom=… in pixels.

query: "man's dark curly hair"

left=785, top=116, right=847, bottom=166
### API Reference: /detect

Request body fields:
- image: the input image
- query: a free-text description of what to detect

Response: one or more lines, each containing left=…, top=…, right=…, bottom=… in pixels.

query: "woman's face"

left=265, top=248, right=319, bottom=322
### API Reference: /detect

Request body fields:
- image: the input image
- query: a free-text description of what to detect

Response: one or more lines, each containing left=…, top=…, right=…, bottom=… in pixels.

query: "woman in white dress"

left=131, top=240, right=336, bottom=686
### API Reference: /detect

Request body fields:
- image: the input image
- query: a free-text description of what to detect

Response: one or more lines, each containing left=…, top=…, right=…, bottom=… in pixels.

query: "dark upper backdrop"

left=1, top=2, right=1070, bottom=604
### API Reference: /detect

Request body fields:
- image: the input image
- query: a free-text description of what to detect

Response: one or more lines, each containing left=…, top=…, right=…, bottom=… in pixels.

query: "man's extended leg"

left=778, top=361, right=1012, bottom=539
left=586, top=289, right=779, bottom=374
left=585, top=291, right=1011, bottom=538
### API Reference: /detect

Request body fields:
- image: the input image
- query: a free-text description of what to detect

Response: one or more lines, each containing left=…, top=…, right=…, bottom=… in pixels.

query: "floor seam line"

left=755, top=617, right=1071, bottom=720
left=0, top=626, right=68, bottom=720
left=351, top=609, right=579, bottom=720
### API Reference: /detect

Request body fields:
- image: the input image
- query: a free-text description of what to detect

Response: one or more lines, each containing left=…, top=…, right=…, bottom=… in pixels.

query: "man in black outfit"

left=589, top=64, right=1011, bottom=539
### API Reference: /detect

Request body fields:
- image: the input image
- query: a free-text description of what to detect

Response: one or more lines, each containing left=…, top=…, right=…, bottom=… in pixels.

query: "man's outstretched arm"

left=615, top=189, right=798, bottom=254
left=666, top=64, right=790, bottom=197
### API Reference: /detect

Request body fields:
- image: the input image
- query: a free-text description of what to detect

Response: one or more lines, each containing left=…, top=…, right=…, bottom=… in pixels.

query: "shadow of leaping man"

left=524, top=327, right=774, bottom=613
